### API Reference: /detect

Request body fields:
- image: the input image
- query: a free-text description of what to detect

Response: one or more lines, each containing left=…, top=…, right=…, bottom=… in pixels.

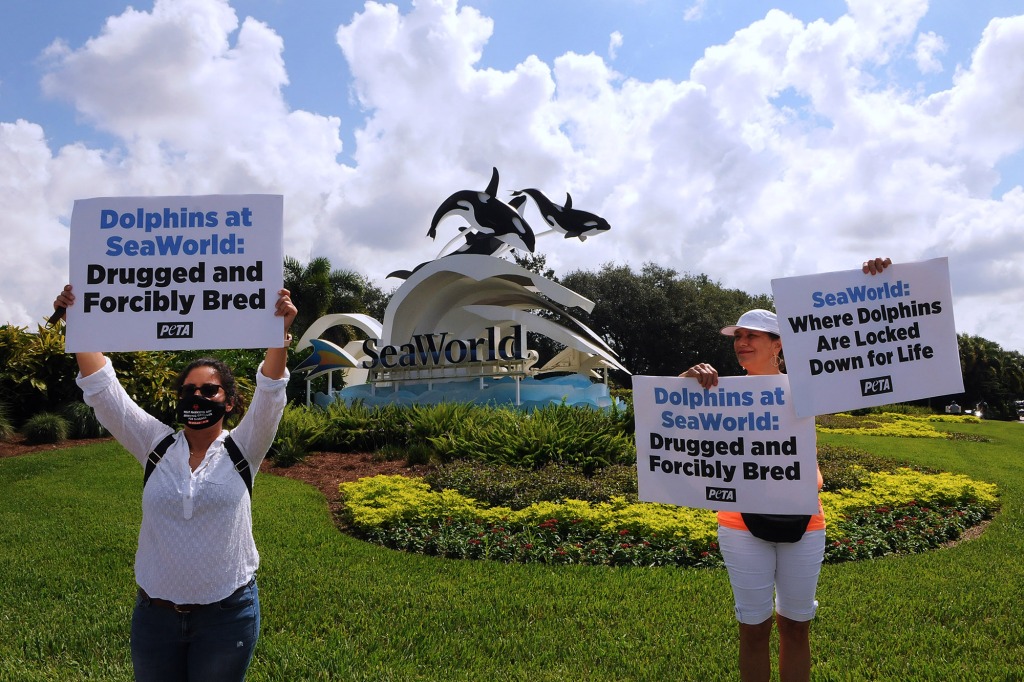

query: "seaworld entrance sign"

left=361, top=324, right=526, bottom=371
left=293, top=168, right=628, bottom=409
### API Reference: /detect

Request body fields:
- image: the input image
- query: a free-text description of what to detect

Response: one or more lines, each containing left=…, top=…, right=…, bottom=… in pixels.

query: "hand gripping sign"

left=634, top=374, right=818, bottom=514
left=771, top=257, right=963, bottom=417
left=65, top=194, right=284, bottom=353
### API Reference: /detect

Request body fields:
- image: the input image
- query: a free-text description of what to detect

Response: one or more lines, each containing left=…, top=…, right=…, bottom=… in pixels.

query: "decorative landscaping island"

left=273, top=409, right=1000, bottom=568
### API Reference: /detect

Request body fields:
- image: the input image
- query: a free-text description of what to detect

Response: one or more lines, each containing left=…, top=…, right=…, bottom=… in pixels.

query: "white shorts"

left=717, top=526, right=826, bottom=625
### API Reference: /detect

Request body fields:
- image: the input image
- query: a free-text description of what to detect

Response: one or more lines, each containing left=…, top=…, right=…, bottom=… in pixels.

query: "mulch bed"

left=262, top=452, right=432, bottom=515
left=0, top=434, right=116, bottom=458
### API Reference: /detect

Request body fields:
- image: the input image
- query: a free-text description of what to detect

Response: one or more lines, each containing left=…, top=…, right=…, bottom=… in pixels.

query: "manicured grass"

left=1, top=421, right=1021, bottom=680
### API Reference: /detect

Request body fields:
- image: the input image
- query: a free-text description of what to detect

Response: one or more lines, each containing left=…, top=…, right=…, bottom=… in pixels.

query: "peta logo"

left=860, top=375, right=893, bottom=397
left=157, top=322, right=194, bottom=339
left=706, top=487, right=736, bottom=502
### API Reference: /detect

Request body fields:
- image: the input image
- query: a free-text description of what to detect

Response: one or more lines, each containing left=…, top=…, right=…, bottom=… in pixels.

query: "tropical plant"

left=21, top=412, right=70, bottom=444
left=58, top=401, right=107, bottom=439
left=270, top=405, right=327, bottom=467
left=0, top=324, right=81, bottom=426
left=103, top=351, right=182, bottom=424
left=426, top=403, right=635, bottom=473
left=425, top=460, right=639, bottom=508
left=0, top=401, right=14, bottom=440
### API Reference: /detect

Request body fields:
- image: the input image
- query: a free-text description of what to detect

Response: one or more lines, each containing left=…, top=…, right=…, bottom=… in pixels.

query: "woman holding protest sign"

left=53, top=283, right=296, bottom=682
left=680, top=257, right=890, bottom=682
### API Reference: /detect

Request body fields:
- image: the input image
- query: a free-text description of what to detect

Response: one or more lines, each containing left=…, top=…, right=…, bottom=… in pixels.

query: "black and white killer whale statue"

left=388, top=168, right=611, bottom=279
left=387, top=192, right=527, bottom=280
left=510, top=188, right=610, bottom=241
left=428, top=167, right=536, bottom=253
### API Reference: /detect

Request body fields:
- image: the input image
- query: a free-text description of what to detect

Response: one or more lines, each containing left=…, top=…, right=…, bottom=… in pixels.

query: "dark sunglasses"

left=179, top=383, right=223, bottom=399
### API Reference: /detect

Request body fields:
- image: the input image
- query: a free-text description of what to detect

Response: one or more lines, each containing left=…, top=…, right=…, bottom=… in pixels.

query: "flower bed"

left=338, top=468, right=998, bottom=568
left=815, top=412, right=981, bottom=438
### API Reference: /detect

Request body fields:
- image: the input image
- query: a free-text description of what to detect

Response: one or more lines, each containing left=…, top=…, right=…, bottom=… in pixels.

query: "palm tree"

left=283, top=256, right=387, bottom=346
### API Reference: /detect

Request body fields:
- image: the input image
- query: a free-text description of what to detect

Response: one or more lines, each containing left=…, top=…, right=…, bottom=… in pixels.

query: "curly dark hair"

left=174, top=357, right=248, bottom=425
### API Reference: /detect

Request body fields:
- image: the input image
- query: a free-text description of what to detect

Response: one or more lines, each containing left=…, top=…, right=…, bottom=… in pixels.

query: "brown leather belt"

left=138, top=588, right=204, bottom=613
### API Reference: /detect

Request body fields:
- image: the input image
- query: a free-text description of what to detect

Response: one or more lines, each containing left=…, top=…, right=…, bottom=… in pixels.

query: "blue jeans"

left=130, top=578, right=260, bottom=682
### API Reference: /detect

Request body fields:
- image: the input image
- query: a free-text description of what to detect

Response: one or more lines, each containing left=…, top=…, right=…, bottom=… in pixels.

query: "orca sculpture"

left=510, top=188, right=610, bottom=241
left=428, top=167, right=536, bottom=253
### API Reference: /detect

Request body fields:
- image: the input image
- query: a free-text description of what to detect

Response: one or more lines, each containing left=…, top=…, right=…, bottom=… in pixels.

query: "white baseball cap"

left=720, top=309, right=780, bottom=336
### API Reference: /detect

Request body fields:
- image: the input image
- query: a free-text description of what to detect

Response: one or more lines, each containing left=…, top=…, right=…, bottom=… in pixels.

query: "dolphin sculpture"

left=428, top=167, right=536, bottom=253
left=510, top=188, right=610, bottom=241
left=292, top=337, right=358, bottom=378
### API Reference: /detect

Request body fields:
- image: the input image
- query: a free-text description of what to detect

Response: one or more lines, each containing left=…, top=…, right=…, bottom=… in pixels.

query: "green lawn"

left=1, top=420, right=1021, bottom=681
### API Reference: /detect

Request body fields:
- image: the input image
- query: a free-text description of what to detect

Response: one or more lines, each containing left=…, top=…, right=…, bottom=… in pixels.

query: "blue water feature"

left=315, top=375, right=619, bottom=411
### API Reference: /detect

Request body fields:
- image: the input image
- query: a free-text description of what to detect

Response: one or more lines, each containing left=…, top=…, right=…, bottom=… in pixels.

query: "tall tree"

left=512, top=251, right=558, bottom=281
left=561, top=263, right=771, bottom=387
left=956, top=334, right=1024, bottom=419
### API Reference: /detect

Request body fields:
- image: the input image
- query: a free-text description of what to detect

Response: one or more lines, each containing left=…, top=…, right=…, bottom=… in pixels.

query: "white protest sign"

left=66, top=194, right=284, bottom=352
left=771, top=257, right=963, bottom=417
left=634, top=374, right=818, bottom=514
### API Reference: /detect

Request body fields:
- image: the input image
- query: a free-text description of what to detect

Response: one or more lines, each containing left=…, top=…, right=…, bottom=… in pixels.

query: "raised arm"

left=54, top=285, right=106, bottom=377
left=261, top=288, right=297, bottom=380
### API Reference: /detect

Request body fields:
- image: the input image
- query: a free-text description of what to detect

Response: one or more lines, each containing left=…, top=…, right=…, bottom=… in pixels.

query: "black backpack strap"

left=224, top=435, right=253, bottom=497
left=143, top=433, right=178, bottom=489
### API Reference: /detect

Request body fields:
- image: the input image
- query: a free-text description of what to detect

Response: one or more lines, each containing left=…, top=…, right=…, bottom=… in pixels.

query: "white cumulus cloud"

left=1, top=0, right=1022, bottom=353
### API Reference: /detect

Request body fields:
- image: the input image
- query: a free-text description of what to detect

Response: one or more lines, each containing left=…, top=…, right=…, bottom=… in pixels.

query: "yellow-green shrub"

left=821, top=467, right=998, bottom=533
left=339, top=475, right=719, bottom=543
left=816, top=412, right=980, bottom=438
left=341, top=467, right=997, bottom=547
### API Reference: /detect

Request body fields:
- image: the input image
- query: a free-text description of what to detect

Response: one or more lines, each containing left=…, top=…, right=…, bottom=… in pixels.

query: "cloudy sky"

left=2, top=0, right=1023, bottom=352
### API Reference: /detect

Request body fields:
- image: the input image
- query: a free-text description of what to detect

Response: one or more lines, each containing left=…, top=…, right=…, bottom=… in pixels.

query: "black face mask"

left=177, top=395, right=227, bottom=430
